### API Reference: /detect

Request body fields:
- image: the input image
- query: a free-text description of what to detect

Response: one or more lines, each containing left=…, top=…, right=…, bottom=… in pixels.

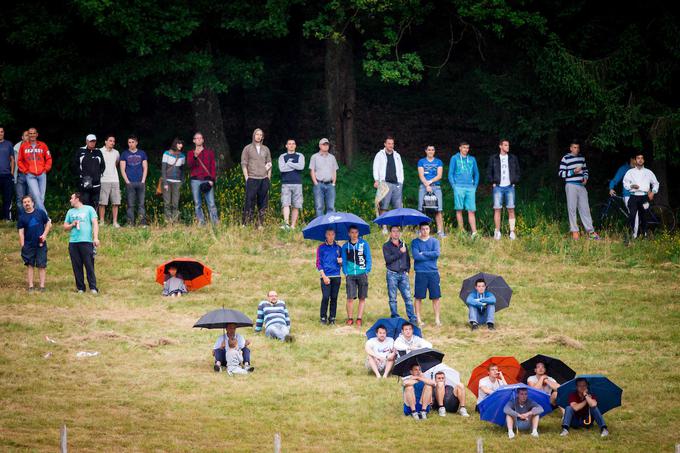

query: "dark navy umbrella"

left=193, top=309, right=253, bottom=329
left=302, top=212, right=371, bottom=241
left=365, top=317, right=422, bottom=340
left=459, top=272, right=513, bottom=312
left=477, top=383, right=554, bottom=426
left=373, top=208, right=431, bottom=227
left=392, top=348, right=444, bottom=377
left=521, top=354, right=576, bottom=384
left=556, top=374, right=623, bottom=414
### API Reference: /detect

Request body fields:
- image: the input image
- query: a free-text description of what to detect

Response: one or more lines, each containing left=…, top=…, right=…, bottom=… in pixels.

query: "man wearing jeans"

left=560, top=378, right=609, bottom=437
left=623, top=153, right=659, bottom=238
left=120, top=136, right=148, bottom=226
left=383, top=226, right=416, bottom=323
left=316, top=229, right=342, bottom=325
left=254, top=290, right=293, bottom=342
left=187, top=132, right=219, bottom=225
left=488, top=139, right=520, bottom=240
left=241, top=128, right=271, bottom=228
left=373, top=136, right=404, bottom=234
left=13, top=130, right=29, bottom=217
left=309, top=138, right=338, bottom=217
left=558, top=140, right=599, bottom=240
left=465, top=278, right=496, bottom=331
left=63, top=192, right=99, bottom=294
left=417, top=145, right=445, bottom=237
left=18, top=128, right=52, bottom=213
left=0, top=127, right=14, bottom=220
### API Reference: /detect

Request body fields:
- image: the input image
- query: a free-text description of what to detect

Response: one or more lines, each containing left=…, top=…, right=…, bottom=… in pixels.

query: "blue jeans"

left=191, top=179, right=219, bottom=225
left=25, top=173, right=47, bottom=212
left=468, top=304, right=495, bottom=324
left=15, top=172, right=27, bottom=216
left=387, top=270, right=416, bottom=323
left=313, top=183, right=335, bottom=217
left=214, top=347, right=251, bottom=365
left=265, top=324, right=290, bottom=341
left=562, top=406, right=606, bottom=430
left=492, top=185, right=515, bottom=209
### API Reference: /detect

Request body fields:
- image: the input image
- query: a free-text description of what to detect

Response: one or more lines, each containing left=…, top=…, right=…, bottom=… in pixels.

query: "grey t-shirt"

left=503, top=398, right=544, bottom=417
left=309, top=152, right=339, bottom=183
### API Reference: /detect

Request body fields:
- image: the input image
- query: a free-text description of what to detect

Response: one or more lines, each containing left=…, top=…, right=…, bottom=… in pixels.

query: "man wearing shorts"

left=99, top=135, right=121, bottom=227
left=417, top=145, right=445, bottom=237
left=488, top=138, right=520, bottom=240
left=403, top=363, right=435, bottom=420
left=448, top=141, right=479, bottom=236
left=277, top=139, right=305, bottom=230
left=365, top=325, right=396, bottom=378
left=17, top=195, right=51, bottom=291
left=373, top=136, right=404, bottom=234
left=342, top=225, right=371, bottom=327
left=432, top=370, right=470, bottom=417
left=411, top=223, right=441, bottom=326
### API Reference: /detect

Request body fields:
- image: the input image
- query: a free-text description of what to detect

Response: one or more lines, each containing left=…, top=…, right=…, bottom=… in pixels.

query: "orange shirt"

left=18, top=141, right=52, bottom=176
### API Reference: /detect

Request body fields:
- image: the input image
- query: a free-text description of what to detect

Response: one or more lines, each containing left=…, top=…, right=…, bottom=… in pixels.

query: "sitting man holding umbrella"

left=503, top=387, right=544, bottom=438
left=213, top=323, right=253, bottom=373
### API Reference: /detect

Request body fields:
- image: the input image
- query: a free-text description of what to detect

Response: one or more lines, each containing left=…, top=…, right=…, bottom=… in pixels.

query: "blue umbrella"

left=373, top=208, right=431, bottom=227
left=477, top=383, right=554, bottom=426
left=302, top=212, right=371, bottom=241
left=365, top=317, right=422, bottom=340
left=556, top=374, right=622, bottom=414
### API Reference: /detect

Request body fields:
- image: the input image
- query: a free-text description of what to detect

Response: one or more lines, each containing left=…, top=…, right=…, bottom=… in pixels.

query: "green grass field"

left=1, top=222, right=679, bottom=452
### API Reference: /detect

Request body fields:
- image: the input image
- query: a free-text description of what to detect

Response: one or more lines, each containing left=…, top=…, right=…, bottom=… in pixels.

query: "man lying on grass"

left=403, top=363, right=435, bottom=420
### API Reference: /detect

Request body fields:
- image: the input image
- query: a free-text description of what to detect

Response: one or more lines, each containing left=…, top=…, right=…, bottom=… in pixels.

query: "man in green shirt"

left=63, top=192, right=100, bottom=294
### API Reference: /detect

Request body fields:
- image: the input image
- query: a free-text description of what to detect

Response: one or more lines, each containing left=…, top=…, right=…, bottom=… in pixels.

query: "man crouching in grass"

left=403, top=364, right=435, bottom=420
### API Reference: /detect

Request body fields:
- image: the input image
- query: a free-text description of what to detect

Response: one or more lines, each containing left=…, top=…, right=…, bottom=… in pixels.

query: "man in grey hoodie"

left=241, top=128, right=272, bottom=228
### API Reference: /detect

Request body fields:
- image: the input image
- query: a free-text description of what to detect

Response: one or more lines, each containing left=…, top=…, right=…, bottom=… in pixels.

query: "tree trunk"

left=651, top=156, right=669, bottom=205
left=192, top=89, right=232, bottom=172
left=325, top=33, right=357, bottom=166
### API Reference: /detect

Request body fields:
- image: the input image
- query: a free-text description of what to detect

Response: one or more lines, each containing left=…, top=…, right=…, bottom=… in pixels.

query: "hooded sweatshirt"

left=341, top=238, right=372, bottom=276
left=316, top=241, right=342, bottom=277
left=75, top=146, right=106, bottom=189
left=448, top=152, right=479, bottom=188
left=465, top=290, right=496, bottom=309
left=373, top=148, right=404, bottom=184
left=18, top=141, right=52, bottom=176
left=241, top=129, right=271, bottom=179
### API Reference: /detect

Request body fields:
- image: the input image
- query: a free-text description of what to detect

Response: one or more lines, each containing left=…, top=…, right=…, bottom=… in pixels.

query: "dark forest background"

left=1, top=0, right=678, bottom=207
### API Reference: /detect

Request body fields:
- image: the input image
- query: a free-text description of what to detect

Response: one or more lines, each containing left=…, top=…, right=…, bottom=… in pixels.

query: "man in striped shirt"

left=558, top=140, right=599, bottom=240
left=255, top=290, right=293, bottom=342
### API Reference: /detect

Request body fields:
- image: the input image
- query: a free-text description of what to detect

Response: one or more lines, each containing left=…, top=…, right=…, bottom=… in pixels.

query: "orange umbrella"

left=155, top=258, right=212, bottom=291
left=467, top=356, right=523, bottom=396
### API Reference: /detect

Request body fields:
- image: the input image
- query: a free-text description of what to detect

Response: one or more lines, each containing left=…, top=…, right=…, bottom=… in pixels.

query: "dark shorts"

left=346, top=274, right=369, bottom=300
left=414, top=272, right=441, bottom=299
left=433, top=385, right=460, bottom=413
left=22, top=243, right=48, bottom=268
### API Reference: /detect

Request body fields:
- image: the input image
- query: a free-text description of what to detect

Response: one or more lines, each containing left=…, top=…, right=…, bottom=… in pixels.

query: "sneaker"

left=246, top=366, right=255, bottom=373
left=345, top=318, right=354, bottom=326
left=284, top=335, right=294, bottom=343
left=28, top=287, right=35, bottom=293
left=458, top=407, right=470, bottom=417
left=571, top=231, right=580, bottom=240
left=471, top=231, right=478, bottom=238
left=589, top=231, right=601, bottom=240
left=91, top=289, right=99, bottom=295
left=437, top=231, right=447, bottom=238
left=214, top=361, right=221, bottom=372
left=494, top=230, right=501, bottom=241
left=420, top=411, right=427, bottom=420
left=438, top=407, right=446, bottom=417
left=531, top=430, right=539, bottom=438
left=509, top=231, right=516, bottom=240
left=113, top=222, right=121, bottom=228
left=600, top=428, right=609, bottom=437
left=470, top=322, right=479, bottom=331
left=320, top=318, right=327, bottom=325
left=487, top=323, right=495, bottom=331
left=355, top=318, right=362, bottom=327
left=411, top=412, right=420, bottom=420
left=560, top=428, right=569, bottom=437
left=77, top=290, right=85, bottom=294
left=39, top=287, right=46, bottom=293
left=508, top=430, right=515, bottom=439
left=328, top=319, right=336, bottom=326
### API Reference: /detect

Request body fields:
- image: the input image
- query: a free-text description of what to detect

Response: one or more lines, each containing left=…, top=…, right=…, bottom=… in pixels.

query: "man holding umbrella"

left=560, top=377, right=610, bottom=437
left=402, top=363, right=436, bottom=420
left=465, top=278, right=497, bottom=330
left=503, top=387, right=544, bottom=438
left=213, top=323, right=253, bottom=373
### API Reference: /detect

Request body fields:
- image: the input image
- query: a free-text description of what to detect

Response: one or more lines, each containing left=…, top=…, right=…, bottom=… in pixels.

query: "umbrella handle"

left=583, top=409, right=592, bottom=426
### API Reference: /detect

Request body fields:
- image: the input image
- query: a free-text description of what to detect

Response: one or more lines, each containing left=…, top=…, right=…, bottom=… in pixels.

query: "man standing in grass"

left=504, top=387, right=543, bottom=438
left=13, top=130, right=29, bottom=217
left=394, top=322, right=432, bottom=356
left=488, top=139, right=520, bottom=240
left=255, top=290, right=292, bottom=342
left=342, top=225, right=371, bottom=327
left=383, top=225, right=416, bottom=324
left=560, top=377, right=609, bottom=437
left=18, top=127, right=52, bottom=213
left=278, top=139, right=305, bottom=230
left=241, top=128, right=272, bottom=228
left=63, top=192, right=100, bottom=294
left=465, top=278, right=497, bottom=331
left=187, top=132, right=219, bottom=226
left=309, top=138, right=338, bottom=217
left=558, top=140, right=599, bottom=240
left=316, top=228, right=342, bottom=325
left=417, top=145, right=445, bottom=237
left=403, top=363, right=435, bottom=420
left=373, top=136, right=404, bottom=234
left=623, top=152, right=659, bottom=239
left=17, top=195, right=51, bottom=292
left=75, top=134, right=105, bottom=209
left=365, top=325, right=396, bottom=379
left=448, top=141, right=479, bottom=237
left=120, top=135, right=148, bottom=227
left=411, top=222, right=442, bottom=327
left=0, top=126, right=14, bottom=220
left=99, top=135, right=121, bottom=227
left=608, top=154, right=636, bottom=235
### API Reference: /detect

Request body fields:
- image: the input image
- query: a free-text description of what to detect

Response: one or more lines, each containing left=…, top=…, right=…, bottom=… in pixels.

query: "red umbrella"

left=155, top=258, right=212, bottom=291
left=467, top=356, right=523, bottom=396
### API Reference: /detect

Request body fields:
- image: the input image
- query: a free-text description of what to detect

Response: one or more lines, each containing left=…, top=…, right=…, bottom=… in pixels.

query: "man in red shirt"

left=18, top=128, right=52, bottom=212
left=186, top=132, right=219, bottom=225
left=560, top=377, right=609, bottom=437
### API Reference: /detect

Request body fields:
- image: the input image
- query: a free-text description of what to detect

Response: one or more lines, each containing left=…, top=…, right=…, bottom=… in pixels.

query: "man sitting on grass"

left=477, top=363, right=507, bottom=408
left=433, top=371, right=470, bottom=417
left=213, top=323, right=253, bottom=372
left=365, top=325, right=396, bottom=379
left=560, top=378, right=609, bottom=437
left=255, top=290, right=293, bottom=342
left=465, top=278, right=496, bottom=331
left=504, top=387, right=543, bottom=438
left=394, top=322, right=432, bottom=356
left=527, top=360, right=561, bottom=411
left=403, top=363, right=435, bottom=420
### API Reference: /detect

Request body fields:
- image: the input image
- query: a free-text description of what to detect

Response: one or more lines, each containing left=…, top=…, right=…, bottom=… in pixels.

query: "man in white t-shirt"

left=623, top=152, right=660, bottom=238
left=365, top=325, right=396, bottom=378
left=527, top=360, right=560, bottom=409
left=477, top=363, right=507, bottom=408
left=98, top=135, right=121, bottom=227
left=394, top=322, right=432, bottom=356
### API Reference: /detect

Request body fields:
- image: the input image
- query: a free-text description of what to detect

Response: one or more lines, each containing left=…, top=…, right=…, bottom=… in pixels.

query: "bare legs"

left=367, top=353, right=395, bottom=378
left=415, top=298, right=441, bottom=326
left=456, top=211, right=477, bottom=234
left=347, top=298, right=366, bottom=321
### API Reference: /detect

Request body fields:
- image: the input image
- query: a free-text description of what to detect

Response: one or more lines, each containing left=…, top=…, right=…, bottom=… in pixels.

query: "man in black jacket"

left=487, top=139, right=520, bottom=240
left=382, top=226, right=416, bottom=323
left=75, top=134, right=106, bottom=209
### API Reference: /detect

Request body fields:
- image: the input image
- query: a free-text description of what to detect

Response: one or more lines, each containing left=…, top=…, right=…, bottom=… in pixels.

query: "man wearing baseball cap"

left=74, top=134, right=106, bottom=208
left=309, top=138, right=339, bottom=217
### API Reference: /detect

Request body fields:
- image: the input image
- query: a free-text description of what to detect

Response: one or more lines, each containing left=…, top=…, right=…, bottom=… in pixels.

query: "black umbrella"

left=459, top=272, right=513, bottom=312
left=392, top=348, right=445, bottom=377
left=193, top=309, right=253, bottom=329
left=521, top=354, right=576, bottom=384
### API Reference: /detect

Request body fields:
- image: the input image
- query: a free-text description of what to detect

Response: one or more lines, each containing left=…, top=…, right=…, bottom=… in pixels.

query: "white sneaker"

left=471, top=231, right=478, bottom=238
left=494, top=230, right=501, bottom=240
left=438, top=407, right=446, bottom=417
left=600, top=428, right=609, bottom=437
left=420, top=411, right=427, bottom=420
left=509, top=231, right=516, bottom=240
left=560, top=429, right=569, bottom=437
left=458, top=407, right=470, bottom=417
left=411, top=412, right=420, bottom=420
left=531, top=430, right=539, bottom=438
left=113, top=222, right=121, bottom=228
left=508, top=430, right=515, bottom=439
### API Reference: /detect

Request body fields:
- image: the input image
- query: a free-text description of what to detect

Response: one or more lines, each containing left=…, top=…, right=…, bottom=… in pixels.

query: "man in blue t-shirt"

left=417, top=145, right=445, bottom=237
left=119, top=135, right=148, bottom=226
left=0, top=127, right=15, bottom=220
left=17, top=195, right=51, bottom=291
left=63, top=192, right=100, bottom=294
